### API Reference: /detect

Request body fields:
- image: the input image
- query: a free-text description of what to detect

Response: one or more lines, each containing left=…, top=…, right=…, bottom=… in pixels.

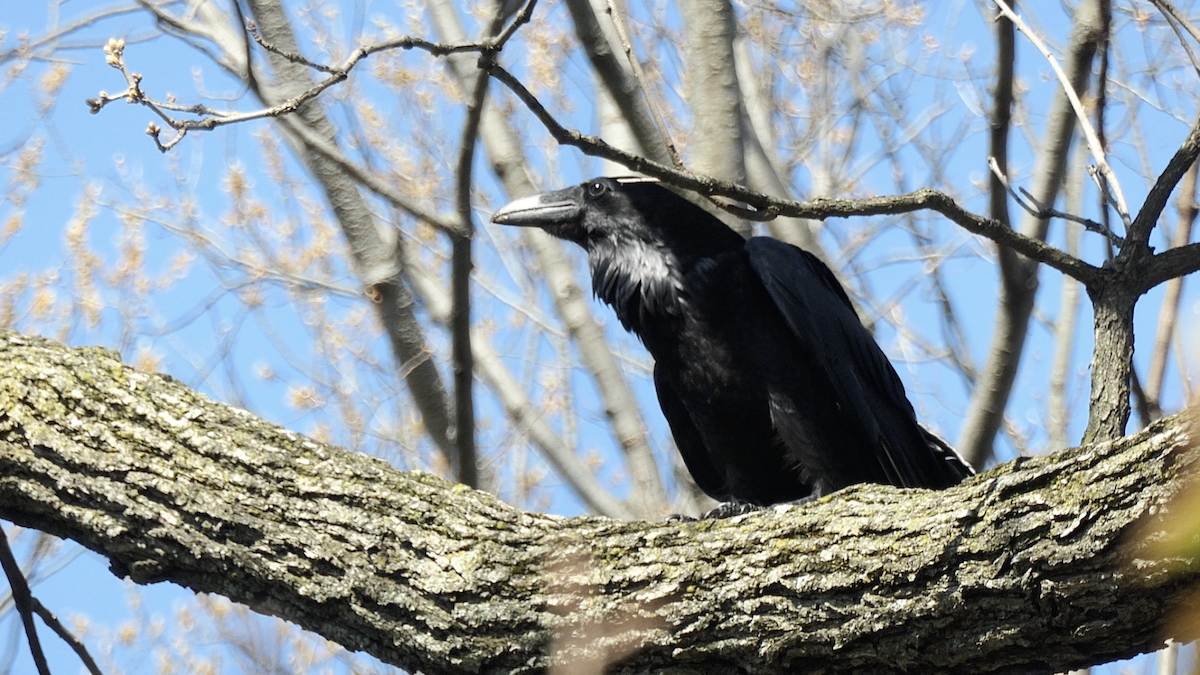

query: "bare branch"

left=994, top=0, right=1133, bottom=230
left=243, top=0, right=459, bottom=475
left=486, top=63, right=1101, bottom=284
left=1127, top=114, right=1200, bottom=253
left=1141, top=241, right=1200, bottom=290
left=429, top=0, right=668, bottom=516
left=960, top=0, right=1105, bottom=465
left=446, top=8, right=507, bottom=489
left=602, top=0, right=682, bottom=168
left=403, top=250, right=635, bottom=519
left=87, top=20, right=495, bottom=152
left=988, top=157, right=1123, bottom=246
left=1147, top=161, right=1199, bottom=407
left=0, top=532, right=51, bottom=675
left=564, top=0, right=674, bottom=167
left=1148, top=0, right=1200, bottom=78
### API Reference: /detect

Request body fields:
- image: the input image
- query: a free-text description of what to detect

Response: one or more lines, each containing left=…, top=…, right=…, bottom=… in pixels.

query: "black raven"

left=492, top=177, right=972, bottom=514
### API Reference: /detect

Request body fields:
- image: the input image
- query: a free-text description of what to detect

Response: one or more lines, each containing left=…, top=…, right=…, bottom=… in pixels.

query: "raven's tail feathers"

left=919, top=425, right=976, bottom=486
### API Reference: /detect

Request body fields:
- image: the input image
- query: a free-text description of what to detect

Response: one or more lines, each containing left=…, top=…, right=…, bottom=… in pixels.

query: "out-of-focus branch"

left=563, top=0, right=673, bottom=167
left=959, top=0, right=1105, bottom=464
left=995, top=0, right=1131, bottom=229
left=734, top=36, right=825, bottom=257
left=486, top=63, right=1101, bottom=285
left=241, top=0, right=459, bottom=470
left=600, top=0, right=682, bottom=167
left=679, top=0, right=747, bottom=235
left=0, top=2, right=145, bottom=65
left=1151, top=0, right=1200, bottom=42
left=1146, top=161, right=1199, bottom=408
left=404, top=242, right=634, bottom=518
left=1049, top=144, right=1088, bottom=451
left=428, top=0, right=667, bottom=516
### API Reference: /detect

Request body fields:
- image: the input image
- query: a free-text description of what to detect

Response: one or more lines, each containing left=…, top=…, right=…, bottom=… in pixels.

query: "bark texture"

left=0, top=330, right=1198, bottom=675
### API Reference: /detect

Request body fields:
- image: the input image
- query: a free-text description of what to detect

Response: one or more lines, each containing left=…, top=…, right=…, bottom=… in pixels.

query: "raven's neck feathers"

left=589, top=234, right=686, bottom=336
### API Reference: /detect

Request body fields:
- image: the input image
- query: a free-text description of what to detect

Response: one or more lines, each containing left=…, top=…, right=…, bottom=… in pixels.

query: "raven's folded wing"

left=746, top=237, right=971, bottom=488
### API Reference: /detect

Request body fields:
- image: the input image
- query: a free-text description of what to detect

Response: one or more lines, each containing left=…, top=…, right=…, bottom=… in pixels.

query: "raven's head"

left=490, top=176, right=655, bottom=245
left=491, top=177, right=744, bottom=335
left=490, top=176, right=743, bottom=261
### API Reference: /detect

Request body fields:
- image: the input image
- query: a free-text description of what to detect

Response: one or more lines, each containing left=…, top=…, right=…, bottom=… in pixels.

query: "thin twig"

left=88, top=25, right=493, bottom=152
left=1148, top=0, right=1200, bottom=50
left=1146, top=160, right=1198, bottom=403
left=1021, top=185, right=1123, bottom=245
left=493, top=0, right=540, bottom=50
left=272, top=114, right=466, bottom=236
left=993, top=0, right=1133, bottom=230
left=246, top=18, right=338, bottom=73
left=487, top=62, right=1102, bottom=284
left=987, top=156, right=1123, bottom=245
left=1147, top=0, right=1200, bottom=79
left=0, top=531, right=51, bottom=675
left=602, top=0, right=683, bottom=168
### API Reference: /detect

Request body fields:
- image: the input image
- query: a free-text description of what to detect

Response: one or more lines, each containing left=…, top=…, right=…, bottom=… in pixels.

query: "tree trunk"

left=0, top=330, right=1197, bottom=674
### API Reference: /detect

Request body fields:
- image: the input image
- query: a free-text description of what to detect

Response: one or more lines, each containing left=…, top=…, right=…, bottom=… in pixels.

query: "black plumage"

left=492, top=177, right=972, bottom=511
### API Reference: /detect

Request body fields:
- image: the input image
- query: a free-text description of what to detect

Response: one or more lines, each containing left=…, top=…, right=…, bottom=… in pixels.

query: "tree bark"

left=0, top=330, right=1198, bottom=675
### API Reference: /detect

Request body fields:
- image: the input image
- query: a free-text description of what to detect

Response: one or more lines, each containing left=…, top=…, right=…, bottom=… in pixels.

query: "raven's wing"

left=745, top=237, right=970, bottom=489
left=653, top=364, right=729, bottom=501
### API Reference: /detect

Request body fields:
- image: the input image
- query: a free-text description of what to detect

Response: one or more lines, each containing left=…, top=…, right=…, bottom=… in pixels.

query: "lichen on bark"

left=0, top=330, right=1197, bottom=674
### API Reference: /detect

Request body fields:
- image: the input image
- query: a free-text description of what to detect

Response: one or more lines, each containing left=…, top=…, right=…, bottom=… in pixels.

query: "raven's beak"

left=490, top=187, right=582, bottom=228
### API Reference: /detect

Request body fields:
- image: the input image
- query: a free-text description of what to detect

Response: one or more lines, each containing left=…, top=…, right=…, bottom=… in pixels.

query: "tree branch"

left=0, top=532, right=51, bottom=675
left=0, top=331, right=1198, bottom=675
left=429, top=0, right=668, bottom=516
left=241, top=0, right=460, bottom=472
left=959, top=0, right=1105, bottom=464
left=486, top=63, right=1101, bottom=285
left=1126, top=114, right=1200, bottom=254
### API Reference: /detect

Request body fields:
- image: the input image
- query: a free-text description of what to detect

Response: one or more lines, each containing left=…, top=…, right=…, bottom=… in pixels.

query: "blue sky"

left=1, top=0, right=1198, bottom=672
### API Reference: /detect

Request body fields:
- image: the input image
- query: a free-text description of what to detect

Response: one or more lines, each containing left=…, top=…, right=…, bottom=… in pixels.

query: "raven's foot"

left=702, top=501, right=765, bottom=519
left=667, top=496, right=819, bottom=522
left=666, top=501, right=763, bottom=521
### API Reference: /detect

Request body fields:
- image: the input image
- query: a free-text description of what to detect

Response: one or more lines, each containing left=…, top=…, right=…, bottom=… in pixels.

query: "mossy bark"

left=0, top=331, right=1197, bottom=674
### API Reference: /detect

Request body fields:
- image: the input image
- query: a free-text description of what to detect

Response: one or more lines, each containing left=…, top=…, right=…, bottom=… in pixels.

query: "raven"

left=492, top=177, right=972, bottom=514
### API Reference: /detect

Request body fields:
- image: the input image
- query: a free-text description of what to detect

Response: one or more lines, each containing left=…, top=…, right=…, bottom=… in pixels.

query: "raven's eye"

left=587, top=181, right=609, bottom=198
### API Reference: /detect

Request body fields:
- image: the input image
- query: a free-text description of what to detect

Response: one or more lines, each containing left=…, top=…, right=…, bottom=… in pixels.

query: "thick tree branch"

left=0, top=331, right=1198, bottom=674
left=1139, top=241, right=1200, bottom=294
